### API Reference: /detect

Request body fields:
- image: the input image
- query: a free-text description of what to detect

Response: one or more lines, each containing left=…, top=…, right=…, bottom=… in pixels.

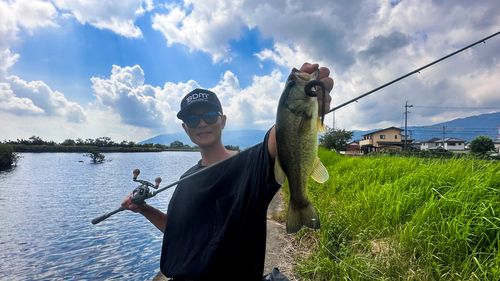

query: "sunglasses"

left=183, top=111, right=222, bottom=128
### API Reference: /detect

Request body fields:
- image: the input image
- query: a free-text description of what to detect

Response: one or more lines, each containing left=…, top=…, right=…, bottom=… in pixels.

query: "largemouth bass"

left=275, top=68, right=329, bottom=234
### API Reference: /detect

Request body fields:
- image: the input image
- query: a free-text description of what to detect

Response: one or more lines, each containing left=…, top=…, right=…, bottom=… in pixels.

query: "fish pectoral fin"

left=317, top=117, right=326, bottom=134
left=310, top=157, right=329, bottom=183
left=274, top=154, right=287, bottom=185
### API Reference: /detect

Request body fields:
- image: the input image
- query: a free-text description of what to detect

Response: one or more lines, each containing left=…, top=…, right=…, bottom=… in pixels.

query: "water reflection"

left=0, top=151, right=200, bottom=280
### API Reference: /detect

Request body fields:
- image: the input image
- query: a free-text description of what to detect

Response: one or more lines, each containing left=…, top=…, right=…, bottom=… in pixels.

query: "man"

left=121, top=63, right=333, bottom=280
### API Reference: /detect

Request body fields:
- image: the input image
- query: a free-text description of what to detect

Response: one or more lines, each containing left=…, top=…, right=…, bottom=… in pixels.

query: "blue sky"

left=1, top=0, right=500, bottom=143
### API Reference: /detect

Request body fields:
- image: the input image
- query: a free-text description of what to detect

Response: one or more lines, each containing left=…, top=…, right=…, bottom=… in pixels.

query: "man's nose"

left=197, top=117, right=208, bottom=127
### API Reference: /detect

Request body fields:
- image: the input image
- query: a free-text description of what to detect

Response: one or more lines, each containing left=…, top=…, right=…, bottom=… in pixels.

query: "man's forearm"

left=140, top=204, right=167, bottom=233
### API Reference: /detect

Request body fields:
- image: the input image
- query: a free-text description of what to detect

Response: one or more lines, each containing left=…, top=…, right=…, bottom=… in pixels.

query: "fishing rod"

left=327, top=30, right=500, bottom=113
left=92, top=31, right=500, bottom=225
left=91, top=143, right=261, bottom=224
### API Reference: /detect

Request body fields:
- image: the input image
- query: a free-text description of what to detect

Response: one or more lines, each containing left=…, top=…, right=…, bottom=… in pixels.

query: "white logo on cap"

left=186, top=93, right=209, bottom=105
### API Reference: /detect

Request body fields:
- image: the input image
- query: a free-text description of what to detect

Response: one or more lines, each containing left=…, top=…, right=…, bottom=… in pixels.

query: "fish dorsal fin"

left=317, top=117, right=326, bottom=134
left=274, top=153, right=287, bottom=185
left=310, top=157, right=329, bottom=183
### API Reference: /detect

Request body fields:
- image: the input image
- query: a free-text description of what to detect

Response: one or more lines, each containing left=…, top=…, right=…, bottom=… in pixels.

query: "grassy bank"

left=286, top=149, right=500, bottom=280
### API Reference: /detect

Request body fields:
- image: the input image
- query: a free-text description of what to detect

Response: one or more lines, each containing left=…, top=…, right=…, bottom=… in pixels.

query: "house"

left=494, top=139, right=500, bottom=152
left=420, top=137, right=441, bottom=151
left=412, top=140, right=422, bottom=150
left=421, top=137, right=466, bottom=151
left=359, top=127, right=405, bottom=153
left=345, top=140, right=363, bottom=156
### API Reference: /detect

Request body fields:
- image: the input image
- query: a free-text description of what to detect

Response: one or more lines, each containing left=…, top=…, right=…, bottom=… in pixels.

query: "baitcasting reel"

left=131, top=169, right=162, bottom=204
left=91, top=169, right=162, bottom=224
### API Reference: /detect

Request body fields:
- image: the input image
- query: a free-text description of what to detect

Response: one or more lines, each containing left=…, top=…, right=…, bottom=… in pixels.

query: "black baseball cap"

left=176, top=88, right=223, bottom=120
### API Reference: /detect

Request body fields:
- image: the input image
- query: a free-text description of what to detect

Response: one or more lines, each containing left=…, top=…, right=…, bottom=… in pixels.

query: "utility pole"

left=423, top=126, right=464, bottom=150
left=404, top=101, right=413, bottom=151
left=332, top=110, right=335, bottom=129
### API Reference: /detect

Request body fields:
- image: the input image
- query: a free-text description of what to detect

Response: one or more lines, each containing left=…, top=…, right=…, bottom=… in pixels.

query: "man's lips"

left=197, top=131, right=211, bottom=136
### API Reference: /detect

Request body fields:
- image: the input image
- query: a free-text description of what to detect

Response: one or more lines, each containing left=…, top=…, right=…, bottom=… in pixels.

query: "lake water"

left=0, top=151, right=201, bottom=281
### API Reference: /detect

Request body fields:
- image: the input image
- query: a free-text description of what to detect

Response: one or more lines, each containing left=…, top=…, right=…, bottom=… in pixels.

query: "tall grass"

left=288, top=148, right=500, bottom=280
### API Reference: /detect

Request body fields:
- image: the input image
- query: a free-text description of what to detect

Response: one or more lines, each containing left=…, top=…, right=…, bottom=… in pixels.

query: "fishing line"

left=326, top=31, right=500, bottom=114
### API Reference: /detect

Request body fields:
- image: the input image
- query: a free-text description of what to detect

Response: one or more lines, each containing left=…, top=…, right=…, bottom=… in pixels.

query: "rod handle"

left=91, top=207, right=124, bottom=225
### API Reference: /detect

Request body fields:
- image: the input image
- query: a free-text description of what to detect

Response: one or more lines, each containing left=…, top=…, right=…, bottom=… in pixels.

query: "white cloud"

left=218, top=69, right=283, bottom=130
left=0, top=82, right=44, bottom=115
left=12, top=0, right=58, bottom=30
left=0, top=0, right=57, bottom=77
left=151, top=1, right=248, bottom=63
left=3, top=75, right=86, bottom=123
left=89, top=64, right=288, bottom=138
left=91, top=65, right=168, bottom=128
left=51, top=0, right=153, bottom=38
left=0, top=109, right=152, bottom=143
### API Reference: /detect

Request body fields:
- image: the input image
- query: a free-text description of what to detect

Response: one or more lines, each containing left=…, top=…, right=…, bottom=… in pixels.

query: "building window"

left=395, top=135, right=398, bottom=139
left=380, top=135, right=385, bottom=139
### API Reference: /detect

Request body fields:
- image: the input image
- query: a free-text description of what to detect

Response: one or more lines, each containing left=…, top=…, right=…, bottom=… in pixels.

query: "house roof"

left=361, top=126, right=404, bottom=136
left=444, top=137, right=466, bottom=142
left=423, top=137, right=466, bottom=143
left=494, top=139, right=500, bottom=144
left=422, top=137, right=441, bottom=143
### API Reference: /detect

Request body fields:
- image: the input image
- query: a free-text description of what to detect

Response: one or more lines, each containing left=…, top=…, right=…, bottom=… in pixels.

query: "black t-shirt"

left=160, top=130, right=281, bottom=280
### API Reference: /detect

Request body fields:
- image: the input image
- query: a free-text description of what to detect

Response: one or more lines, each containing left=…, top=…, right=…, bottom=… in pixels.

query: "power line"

left=413, top=106, right=500, bottom=110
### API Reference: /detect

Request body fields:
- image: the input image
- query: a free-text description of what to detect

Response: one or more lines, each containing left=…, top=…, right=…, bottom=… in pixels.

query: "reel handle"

left=133, top=169, right=140, bottom=180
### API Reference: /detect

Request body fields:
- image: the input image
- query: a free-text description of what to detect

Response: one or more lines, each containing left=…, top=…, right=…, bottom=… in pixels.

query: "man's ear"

left=221, top=115, right=227, bottom=129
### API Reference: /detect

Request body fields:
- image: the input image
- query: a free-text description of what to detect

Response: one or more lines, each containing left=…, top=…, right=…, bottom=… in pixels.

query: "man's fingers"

left=299, top=62, right=319, bottom=74
left=320, top=77, right=334, bottom=94
left=317, top=67, right=330, bottom=80
left=298, top=62, right=334, bottom=114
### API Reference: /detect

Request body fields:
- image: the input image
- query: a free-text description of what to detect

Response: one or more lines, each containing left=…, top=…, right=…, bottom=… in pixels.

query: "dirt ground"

left=151, top=191, right=298, bottom=280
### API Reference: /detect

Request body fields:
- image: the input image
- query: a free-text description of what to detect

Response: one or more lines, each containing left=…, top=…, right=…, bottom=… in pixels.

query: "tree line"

left=2, top=135, right=204, bottom=152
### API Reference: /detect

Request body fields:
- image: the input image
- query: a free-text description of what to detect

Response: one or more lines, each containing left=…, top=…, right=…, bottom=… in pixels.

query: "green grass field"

left=285, top=149, right=500, bottom=280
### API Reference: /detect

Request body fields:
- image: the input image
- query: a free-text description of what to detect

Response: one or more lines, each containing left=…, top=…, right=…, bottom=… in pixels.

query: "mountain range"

left=140, top=130, right=269, bottom=148
left=352, top=111, right=500, bottom=143
left=140, top=112, right=500, bottom=148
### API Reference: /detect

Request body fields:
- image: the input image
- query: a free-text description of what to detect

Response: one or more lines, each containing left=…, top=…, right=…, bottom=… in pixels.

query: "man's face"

left=181, top=106, right=226, bottom=149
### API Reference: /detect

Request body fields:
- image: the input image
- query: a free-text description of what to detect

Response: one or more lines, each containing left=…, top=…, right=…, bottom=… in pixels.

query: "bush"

left=319, top=127, right=354, bottom=151
left=469, top=135, right=495, bottom=155
left=84, top=148, right=106, bottom=164
left=0, top=144, right=19, bottom=169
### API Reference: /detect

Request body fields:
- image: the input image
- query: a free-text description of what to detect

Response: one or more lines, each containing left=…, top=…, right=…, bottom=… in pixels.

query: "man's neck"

left=199, top=142, right=237, bottom=167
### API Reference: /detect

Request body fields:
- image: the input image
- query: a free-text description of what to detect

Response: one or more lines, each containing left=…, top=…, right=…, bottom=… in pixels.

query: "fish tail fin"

left=286, top=201, right=321, bottom=234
